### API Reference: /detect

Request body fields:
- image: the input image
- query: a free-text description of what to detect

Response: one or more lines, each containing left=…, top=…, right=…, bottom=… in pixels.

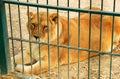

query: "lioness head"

left=26, top=12, right=62, bottom=43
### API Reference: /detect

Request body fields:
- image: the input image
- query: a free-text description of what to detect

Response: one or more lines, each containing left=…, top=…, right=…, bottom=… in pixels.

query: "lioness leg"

left=15, top=55, right=58, bottom=74
left=11, top=50, right=35, bottom=65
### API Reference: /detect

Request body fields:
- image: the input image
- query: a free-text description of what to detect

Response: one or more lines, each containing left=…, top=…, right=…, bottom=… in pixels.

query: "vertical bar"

left=46, top=0, right=50, bottom=77
left=98, top=0, right=103, bottom=78
left=57, top=0, right=60, bottom=79
left=88, top=0, right=92, bottom=78
left=67, top=0, right=70, bottom=79
left=0, top=0, right=11, bottom=74
left=27, top=0, right=33, bottom=75
left=109, top=0, right=116, bottom=78
left=36, top=0, right=42, bottom=77
left=17, top=0, right=24, bottom=73
left=8, top=3, right=16, bottom=71
left=78, top=0, right=80, bottom=79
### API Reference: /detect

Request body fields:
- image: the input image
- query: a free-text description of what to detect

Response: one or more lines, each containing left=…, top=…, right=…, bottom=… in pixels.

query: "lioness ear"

left=49, top=13, right=58, bottom=23
left=27, top=12, right=34, bottom=19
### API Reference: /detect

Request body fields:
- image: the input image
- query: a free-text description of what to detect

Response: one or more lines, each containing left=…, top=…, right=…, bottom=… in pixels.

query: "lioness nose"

left=34, top=35, right=39, bottom=40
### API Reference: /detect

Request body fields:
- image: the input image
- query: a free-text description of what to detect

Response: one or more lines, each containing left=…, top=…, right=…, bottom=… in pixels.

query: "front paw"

left=11, top=57, right=16, bottom=71
left=15, top=64, right=31, bottom=74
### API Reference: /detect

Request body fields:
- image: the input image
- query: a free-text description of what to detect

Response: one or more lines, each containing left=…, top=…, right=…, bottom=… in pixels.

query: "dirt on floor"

left=1, top=0, right=120, bottom=79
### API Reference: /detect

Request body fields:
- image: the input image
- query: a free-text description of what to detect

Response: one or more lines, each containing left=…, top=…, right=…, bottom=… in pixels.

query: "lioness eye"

left=43, top=25, right=48, bottom=31
left=32, top=23, right=36, bottom=26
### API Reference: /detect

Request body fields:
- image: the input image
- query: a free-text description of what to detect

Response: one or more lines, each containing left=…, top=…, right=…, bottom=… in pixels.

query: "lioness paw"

left=15, top=64, right=32, bottom=74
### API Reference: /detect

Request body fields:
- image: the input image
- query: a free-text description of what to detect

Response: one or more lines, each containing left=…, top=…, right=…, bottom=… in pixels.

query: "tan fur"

left=12, top=7, right=120, bottom=74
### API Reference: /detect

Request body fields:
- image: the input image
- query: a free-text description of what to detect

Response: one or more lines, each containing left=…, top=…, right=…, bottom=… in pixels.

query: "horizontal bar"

left=3, top=0, right=120, bottom=16
left=8, top=37, right=120, bottom=56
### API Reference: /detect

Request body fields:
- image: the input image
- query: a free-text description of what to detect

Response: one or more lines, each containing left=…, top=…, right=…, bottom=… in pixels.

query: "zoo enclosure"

left=0, top=0, right=120, bottom=79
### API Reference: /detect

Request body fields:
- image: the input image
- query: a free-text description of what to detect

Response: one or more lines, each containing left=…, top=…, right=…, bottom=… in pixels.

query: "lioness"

left=12, top=8, right=120, bottom=74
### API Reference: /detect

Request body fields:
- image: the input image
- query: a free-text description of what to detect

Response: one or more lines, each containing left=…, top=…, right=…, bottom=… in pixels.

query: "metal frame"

left=0, top=0, right=11, bottom=74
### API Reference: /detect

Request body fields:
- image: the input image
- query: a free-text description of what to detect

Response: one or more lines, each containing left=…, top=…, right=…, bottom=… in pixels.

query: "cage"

left=0, top=0, right=120, bottom=79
